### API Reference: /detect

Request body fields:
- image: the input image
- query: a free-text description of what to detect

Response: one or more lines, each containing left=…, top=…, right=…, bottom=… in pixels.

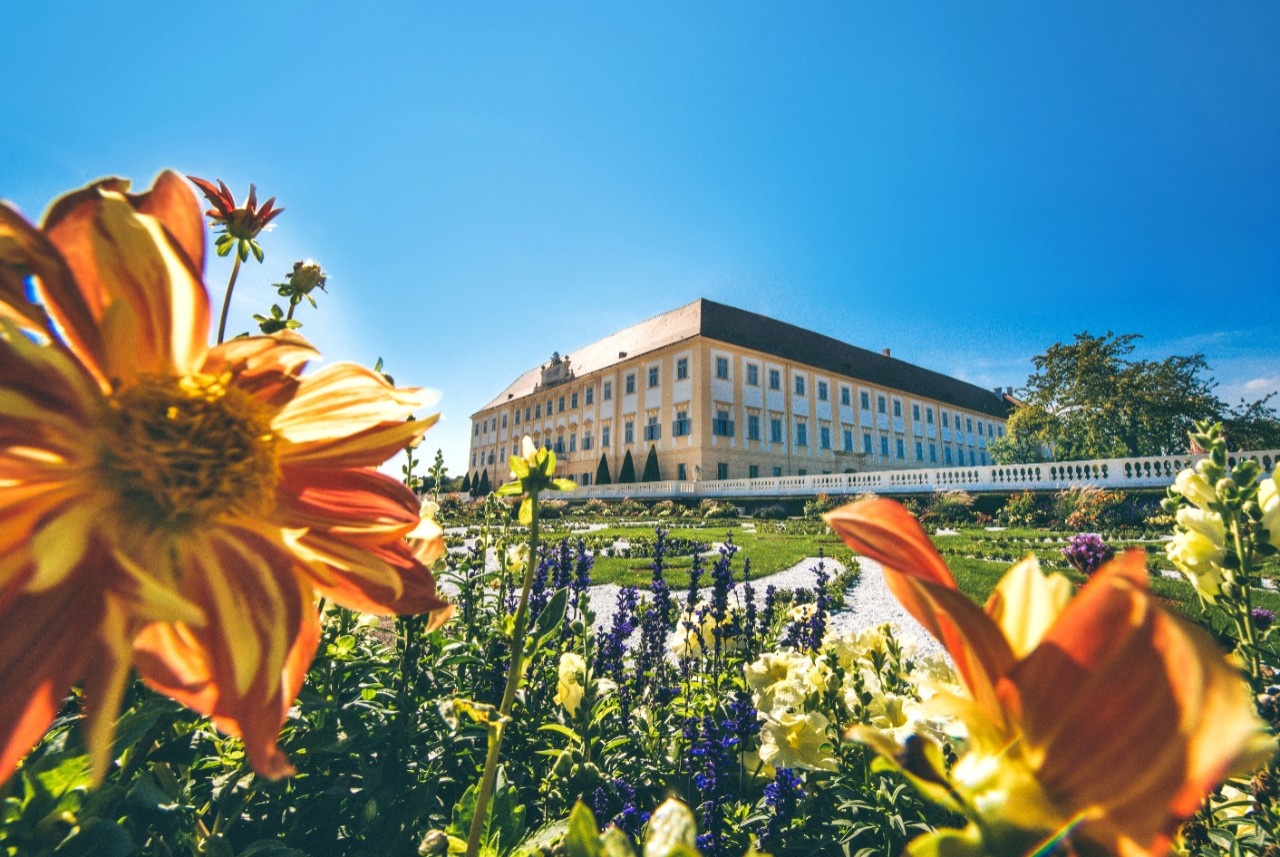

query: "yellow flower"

left=1167, top=506, right=1228, bottom=601
left=825, top=497, right=1272, bottom=857
left=744, top=650, right=811, bottom=713
left=1173, top=468, right=1218, bottom=512
left=555, top=651, right=587, bottom=716
left=759, top=709, right=838, bottom=772
left=0, top=173, right=450, bottom=784
left=496, top=434, right=575, bottom=524
left=1260, top=468, right=1280, bottom=551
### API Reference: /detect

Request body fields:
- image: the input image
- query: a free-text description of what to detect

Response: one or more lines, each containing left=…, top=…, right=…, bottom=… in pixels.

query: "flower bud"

left=286, top=260, right=327, bottom=294
left=644, top=799, right=698, bottom=857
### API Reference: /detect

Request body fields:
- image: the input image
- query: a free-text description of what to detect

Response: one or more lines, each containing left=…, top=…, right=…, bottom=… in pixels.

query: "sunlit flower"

left=1167, top=506, right=1229, bottom=601
left=825, top=497, right=1272, bottom=857
left=187, top=175, right=283, bottom=262
left=758, top=709, right=837, bottom=772
left=0, top=172, right=449, bottom=784
left=671, top=601, right=742, bottom=659
left=496, top=434, right=575, bottom=525
left=1260, top=468, right=1280, bottom=551
left=1174, top=469, right=1218, bottom=512
left=555, top=651, right=587, bottom=716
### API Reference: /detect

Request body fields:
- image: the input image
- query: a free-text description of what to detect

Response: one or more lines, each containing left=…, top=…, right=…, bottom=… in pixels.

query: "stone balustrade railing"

left=553, top=449, right=1280, bottom=501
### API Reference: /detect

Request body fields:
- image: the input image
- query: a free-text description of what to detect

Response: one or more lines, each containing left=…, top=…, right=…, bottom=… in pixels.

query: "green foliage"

left=920, top=491, right=975, bottom=527
left=1221, top=393, right=1280, bottom=451
left=1004, top=330, right=1221, bottom=461
left=618, top=451, right=636, bottom=484
left=641, top=447, right=660, bottom=482
left=801, top=493, right=839, bottom=519
left=476, top=469, right=492, bottom=497
left=462, top=471, right=473, bottom=493
left=595, top=454, right=612, bottom=486
left=997, top=490, right=1047, bottom=527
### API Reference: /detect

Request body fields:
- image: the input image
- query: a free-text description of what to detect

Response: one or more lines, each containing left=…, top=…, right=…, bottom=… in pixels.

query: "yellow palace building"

left=467, top=299, right=1013, bottom=488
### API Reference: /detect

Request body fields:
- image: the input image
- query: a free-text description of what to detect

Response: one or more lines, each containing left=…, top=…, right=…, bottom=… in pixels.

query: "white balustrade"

left=555, top=450, right=1280, bottom=500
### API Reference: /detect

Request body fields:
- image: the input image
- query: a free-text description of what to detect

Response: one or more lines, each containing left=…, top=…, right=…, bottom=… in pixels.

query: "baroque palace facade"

left=467, top=299, right=1013, bottom=488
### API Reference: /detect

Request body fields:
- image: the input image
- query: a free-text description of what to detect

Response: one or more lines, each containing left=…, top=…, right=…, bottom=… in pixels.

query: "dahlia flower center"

left=101, top=373, right=279, bottom=529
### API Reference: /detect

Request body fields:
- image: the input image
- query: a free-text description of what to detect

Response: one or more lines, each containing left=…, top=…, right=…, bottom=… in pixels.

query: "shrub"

left=999, top=490, right=1047, bottom=527
left=698, top=498, right=738, bottom=519
left=752, top=504, right=789, bottom=520
left=616, top=497, right=645, bottom=517
left=1053, top=485, right=1125, bottom=530
left=924, top=490, right=975, bottom=526
left=540, top=499, right=568, bottom=520
left=651, top=499, right=679, bottom=517
left=802, top=492, right=840, bottom=518
left=580, top=497, right=610, bottom=517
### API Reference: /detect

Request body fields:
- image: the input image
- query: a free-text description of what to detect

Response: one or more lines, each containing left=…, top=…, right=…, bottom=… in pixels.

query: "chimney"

left=1006, top=386, right=1014, bottom=396
left=881, top=348, right=891, bottom=357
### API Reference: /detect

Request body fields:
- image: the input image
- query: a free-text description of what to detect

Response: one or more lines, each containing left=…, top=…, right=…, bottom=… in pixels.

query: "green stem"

left=1230, top=520, right=1262, bottom=682
left=215, top=254, right=244, bottom=344
left=466, top=494, right=540, bottom=857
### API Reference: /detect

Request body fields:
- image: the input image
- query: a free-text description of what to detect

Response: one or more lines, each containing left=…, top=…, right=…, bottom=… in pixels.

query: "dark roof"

left=476, top=298, right=1011, bottom=419
left=698, top=299, right=1011, bottom=419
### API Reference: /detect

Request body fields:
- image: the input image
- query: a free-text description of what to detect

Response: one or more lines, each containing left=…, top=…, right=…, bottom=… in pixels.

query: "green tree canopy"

left=595, top=453, right=612, bottom=485
left=476, top=468, right=491, bottom=496
left=641, top=446, right=661, bottom=482
left=460, top=471, right=472, bottom=493
left=997, top=331, right=1221, bottom=462
left=1221, top=394, right=1280, bottom=451
left=618, top=450, right=636, bottom=484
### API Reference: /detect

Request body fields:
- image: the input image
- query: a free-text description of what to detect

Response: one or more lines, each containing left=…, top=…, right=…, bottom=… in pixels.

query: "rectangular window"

left=880, top=435, right=890, bottom=456
left=474, top=423, right=479, bottom=436
left=568, top=434, right=576, bottom=452
left=794, top=376, right=806, bottom=396
left=966, top=417, right=974, bottom=433
left=648, top=366, right=659, bottom=388
left=515, top=410, right=521, bottom=426
left=603, top=381, right=612, bottom=401
left=677, top=463, right=688, bottom=480
left=585, top=387, right=594, bottom=405
left=817, top=381, right=829, bottom=401
left=945, top=446, right=953, bottom=465
left=977, top=421, right=985, bottom=436
left=749, top=465, right=759, bottom=478
left=877, top=395, right=887, bottom=414
left=893, top=399, right=902, bottom=418
left=843, top=429, right=853, bottom=452
left=770, top=418, right=783, bottom=444
left=512, top=443, right=519, bottom=456
left=717, top=462, right=728, bottom=480
left=820, top=426, right=831, bottom=449
left=746, top=364, right=759, bottom=386
left=502, top=414, right=508, bottom=429
left=643, top=416, right=661, bottom=441
left=525, top=407, right=531, bottom=422
left=926, top=407, right=934, bottom=424
left=747, top=414, right=760, bottom=441
left=672, top=410, right=691, bottom=437
left=557, top=398, right=565, bottom=413
left=535, top=404, right=541, bottom=418
left=969, top=449, right=977, bottom=465
left=571, top=392, right=578, bottom=409
left=860, top=391, right=870, bottom=409
left=624, top=421, right=634, bottom=445
left=915, top=440, right=924, bottom=461
left=583, top=433, right=593, bottom=451
left=773, top=466, right=783, bottom=477
left=997, top=426, right=1005, bottom=437
left=929, top=443, right=937, bottom=462
left=863, top=432, right=873, bottom=454
left=482, top=419, right=487, bottom=433
left=768, top=369, right=781, bottom=390
left=715, top=356, right=729, bottom=380
left=602, top=426, right=611, bottom=447
left=625, top=374, right=635, bottom=395
left=840, top=386, right=851, bottom=406
left=676, top=357, right=689, bottom=380
left=942, top=411, right=949, bottom=428
left=896, top=437, right=905, bottom=458
left=912, top=403, right=920, bottom=421
left=554, top=436, right=565, bottom=454
left=712, top=409, right=734, bottom=437
left=796, top=421, right=808, bottom=447
left=582, top=473, right=591, bottom=486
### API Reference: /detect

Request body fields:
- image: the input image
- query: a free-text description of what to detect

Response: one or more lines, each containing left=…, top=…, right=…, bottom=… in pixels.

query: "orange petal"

left=1002, top=552, right=1272, bottom=854
left=127, top=170, right=205, bottom=276
left=275, top=465, right=421, bottom=544
left=273, top=363, right=435, bottom=445
left=0, top=577, right=100, bottom=784
left=45, top=177, right=209, bottom=378
left=824, top=498, right=1015, bottom=719
left=133, top=524, right=316, bottom=779
left=202, top=334, right=317, bottom=412
left=290, top=528, right=451, bottom=621
left=280, top=415, right=438, bottom=469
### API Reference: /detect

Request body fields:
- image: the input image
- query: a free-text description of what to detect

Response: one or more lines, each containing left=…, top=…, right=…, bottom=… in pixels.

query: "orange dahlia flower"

left=0, top=171, right=449, bottom=784
left=824, top=498, right=1272, bottom=857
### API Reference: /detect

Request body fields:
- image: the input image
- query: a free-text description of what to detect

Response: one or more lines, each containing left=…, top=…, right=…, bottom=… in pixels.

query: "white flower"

left=1167, top=507, right=1228, bottom=601
left=759, top=709, right=838, bottom=771
left=1174, top=468, right=1218, bottom=511
left=1260, top=470, right=1280, bottom=551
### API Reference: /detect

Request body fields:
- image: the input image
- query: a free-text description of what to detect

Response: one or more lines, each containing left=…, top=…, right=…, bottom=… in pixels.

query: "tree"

left=595, top=453, right=612, bottom=485
left=641, top=446, right=661, bottom=482
left=1003, top=331, right=1221, bottom=461
left=461, top=471, right=472, bottom=493
left=476, top=468, right=491, bottom=496
left=618, top=450, right=636, bottom=484
left=989, top=405, right=1055, bottom=464
left=1221, top=394, right=1280, bottom=451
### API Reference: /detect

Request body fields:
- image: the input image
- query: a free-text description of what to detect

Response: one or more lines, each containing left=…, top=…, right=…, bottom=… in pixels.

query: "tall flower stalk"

left=466, top=437, right=574, bottom=857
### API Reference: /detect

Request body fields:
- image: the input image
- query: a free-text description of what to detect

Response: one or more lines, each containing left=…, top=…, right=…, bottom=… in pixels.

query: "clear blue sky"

left=5, top=2, right=1278, bottom=473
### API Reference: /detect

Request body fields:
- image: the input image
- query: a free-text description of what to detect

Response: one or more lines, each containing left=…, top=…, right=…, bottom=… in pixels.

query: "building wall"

left=466, top=335, right=1007, bottom=486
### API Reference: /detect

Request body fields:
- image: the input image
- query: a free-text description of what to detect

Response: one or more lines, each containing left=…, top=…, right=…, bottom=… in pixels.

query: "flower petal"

left=202, top=334, right=317, bottom=412
left=824, top=498, right=1015, bottom=719
left=132, top=524, right=317, bottom=778
left=983, top=555, right=1073, bottom=659
left=1001, top=552, right=1273, bottom=854
left=273, top=363, right=437, bottom=445
left=276, top=465, right=420, bottom=544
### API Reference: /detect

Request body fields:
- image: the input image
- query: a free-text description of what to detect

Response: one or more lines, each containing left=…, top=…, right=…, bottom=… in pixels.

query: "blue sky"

left=5, top=3, right=1278, bottom=473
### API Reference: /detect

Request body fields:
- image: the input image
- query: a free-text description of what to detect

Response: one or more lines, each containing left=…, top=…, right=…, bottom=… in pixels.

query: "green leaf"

left=563, top=802, right=603, bottom=857
left=250, top=240, right=265, bottom=263
left=531, top=587, right=569, bottom=651
left=51, top=818, right=134, bottom=857
left=519, top=498, right=533, bottom=526
left=537, top=723, right=582, bottom=743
